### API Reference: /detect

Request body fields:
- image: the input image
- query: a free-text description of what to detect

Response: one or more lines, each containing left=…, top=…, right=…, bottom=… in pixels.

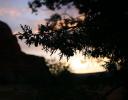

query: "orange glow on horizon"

left=67, top=51, right=109, bottom=74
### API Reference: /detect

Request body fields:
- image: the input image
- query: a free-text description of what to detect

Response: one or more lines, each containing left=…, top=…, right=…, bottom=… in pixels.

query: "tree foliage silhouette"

left=17, top=0, right=128, bottom=71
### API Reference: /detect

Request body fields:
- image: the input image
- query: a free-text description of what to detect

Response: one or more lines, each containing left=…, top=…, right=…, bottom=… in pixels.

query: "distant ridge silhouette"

left=0, top=20, right=53, bottom=85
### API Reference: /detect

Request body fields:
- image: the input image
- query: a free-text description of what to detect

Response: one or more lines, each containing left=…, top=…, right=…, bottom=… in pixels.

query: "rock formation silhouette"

left=0, top=20, right=53, bottom=85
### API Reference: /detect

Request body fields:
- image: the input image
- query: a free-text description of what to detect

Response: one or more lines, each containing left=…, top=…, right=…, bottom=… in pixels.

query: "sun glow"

left=68, top=51, right=109, bottom=74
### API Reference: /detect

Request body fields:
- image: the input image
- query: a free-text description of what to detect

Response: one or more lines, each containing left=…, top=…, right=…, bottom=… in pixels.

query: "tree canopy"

left=17, top=0, right=128, bottom=71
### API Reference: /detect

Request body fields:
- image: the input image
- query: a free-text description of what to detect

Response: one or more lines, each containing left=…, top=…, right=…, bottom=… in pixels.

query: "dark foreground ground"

left=0, top=71, right=127, bottom=100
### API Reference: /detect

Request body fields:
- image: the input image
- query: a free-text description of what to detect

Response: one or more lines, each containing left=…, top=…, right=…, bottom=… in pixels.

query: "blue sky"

left=0, top=0, right=79, bottom=33
left=0, top=0, right=29, bottom=32
left=0, top=0, right=54, bottom=33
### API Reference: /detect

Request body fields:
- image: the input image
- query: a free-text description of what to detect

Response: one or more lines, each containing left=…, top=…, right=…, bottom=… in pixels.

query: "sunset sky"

left=0, top=0, right=107, bottom=74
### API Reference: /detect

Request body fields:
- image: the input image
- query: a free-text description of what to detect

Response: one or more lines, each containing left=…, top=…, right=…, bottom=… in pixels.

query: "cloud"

left=0, top=7, right=21, bottom=17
